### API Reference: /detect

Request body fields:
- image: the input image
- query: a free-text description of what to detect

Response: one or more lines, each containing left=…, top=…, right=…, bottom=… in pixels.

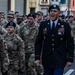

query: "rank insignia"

left=60, top=38, right=63, bottom=40
left=58, top=23, right=60, bottom=25
left=48, top=23, right=49, bottom=25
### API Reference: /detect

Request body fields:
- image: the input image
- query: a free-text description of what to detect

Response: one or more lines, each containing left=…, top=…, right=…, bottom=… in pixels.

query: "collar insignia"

left=58, top=23, right=60, bottom=25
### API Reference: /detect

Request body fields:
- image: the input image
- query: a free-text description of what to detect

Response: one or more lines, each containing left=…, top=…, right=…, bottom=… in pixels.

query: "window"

left=60, top=0, right=66, bottom=4
left=30, top=8, right=35, bottom=13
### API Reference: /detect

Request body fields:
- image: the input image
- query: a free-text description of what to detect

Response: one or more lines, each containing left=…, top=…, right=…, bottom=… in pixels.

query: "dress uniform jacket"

left=35, top=19, right=74, bottom=69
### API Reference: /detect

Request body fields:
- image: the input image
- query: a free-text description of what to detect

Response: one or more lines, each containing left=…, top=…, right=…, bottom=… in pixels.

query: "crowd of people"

left=0, top=4, right=74, bottom=75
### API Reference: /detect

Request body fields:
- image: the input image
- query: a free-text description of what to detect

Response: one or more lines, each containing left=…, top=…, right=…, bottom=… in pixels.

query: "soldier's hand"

left=66, top=62, right=72, bottom=67
left=34, top=60, right=40, bottom=66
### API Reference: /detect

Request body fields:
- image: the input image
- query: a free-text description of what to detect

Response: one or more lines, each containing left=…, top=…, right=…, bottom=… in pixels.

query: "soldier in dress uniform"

left=34, top=4, right=74, bottom=75
left=3, top=21, right=25, bottom=75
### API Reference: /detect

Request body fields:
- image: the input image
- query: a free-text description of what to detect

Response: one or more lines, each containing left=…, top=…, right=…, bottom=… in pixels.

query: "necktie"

left=52, top=22, right=55, bottom=30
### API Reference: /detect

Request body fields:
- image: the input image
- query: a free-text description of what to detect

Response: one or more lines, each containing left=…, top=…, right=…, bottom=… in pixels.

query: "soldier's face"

left=7, top=17, right=14, bottom=22
left=6, top=26, right=15, bottom=34
left=27, top=17, right=35, bottom=24
left=37, top=14, right=43, bottom=20
left=49, top=9, right=60, bottom=21
left=17, top=18, right=22, bottom=24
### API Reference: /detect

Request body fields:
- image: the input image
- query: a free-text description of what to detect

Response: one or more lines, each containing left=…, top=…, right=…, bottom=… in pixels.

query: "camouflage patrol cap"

left=36, top=11, right=43, bottom=15
left=8, top=10, right=15, bottom=15
left=16, top=14, right=23, bottom=18
left=49, top=4, right=60, bottom=12
left=7, top=14, right=14, bottom=18
left=5, top=21, right=16, bottom=28
left=27, top=13, right=36, bottom=19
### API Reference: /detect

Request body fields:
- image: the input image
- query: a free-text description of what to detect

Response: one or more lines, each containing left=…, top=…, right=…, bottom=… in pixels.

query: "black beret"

left=5, top=21, right=16, bottom=28
left=49, top=4, right=60, bottom=12
left=27, top=13, right=36, bottom=19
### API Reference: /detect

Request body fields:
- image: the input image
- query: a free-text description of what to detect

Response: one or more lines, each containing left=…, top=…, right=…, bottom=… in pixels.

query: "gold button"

left=52, top=39, right=54, bottom=41
left=52, top=34, right=54, bottom=36
left=52, top=44, right=54, bottom=46
left=52, top=48, right=54, bottom=50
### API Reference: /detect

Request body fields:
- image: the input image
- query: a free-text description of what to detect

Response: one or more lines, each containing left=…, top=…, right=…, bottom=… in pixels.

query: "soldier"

left=0, top=11, right=8, bottom=27
left=35, top=4, right=74, bottom=75
left=35, top=11, right=44, bottom=27
left=23, top=15, right=28, bottom=23
left=7, top=13, right=20, bottom=35
left=0, top=34, right=9, bottom=75
left=16, top=14, right=26, bottom=27
left=3, top=21, right=25, bottom=75
left=20, top=13, right=40, bottom=75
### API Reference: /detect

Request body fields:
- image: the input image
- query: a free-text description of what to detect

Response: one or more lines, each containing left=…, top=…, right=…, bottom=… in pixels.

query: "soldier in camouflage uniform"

left=0, top=26, right=7, bottom=35
left=3, top=21, right=25, bottom=75
left=7, top=13, right=20, bottom=35
left=16, top=14, right=26, bottom=36
left=0, top=11, right=8, bottom=27
left=20, top=13, right=43, bottom=75
left=35, top=11, right=44, bottom=27
left=16, top=14, right=26, bottom=28
left=0, top=34, right=9, bottom=75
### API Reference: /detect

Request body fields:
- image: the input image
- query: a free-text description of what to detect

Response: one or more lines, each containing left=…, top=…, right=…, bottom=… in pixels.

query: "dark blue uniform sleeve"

left=65, top=23, right=74, bottom=62
left=35, top=23, right=43, bottom=60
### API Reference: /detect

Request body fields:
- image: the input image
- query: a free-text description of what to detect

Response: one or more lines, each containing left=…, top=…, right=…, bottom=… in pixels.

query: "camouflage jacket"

left=3, top=33, right=25, bottom=72
left=0, top=35, right=9, bottom=72
left=20, top=22, right=39, bottom=53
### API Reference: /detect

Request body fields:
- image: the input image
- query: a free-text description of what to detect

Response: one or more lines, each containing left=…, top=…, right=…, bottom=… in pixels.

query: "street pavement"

left=64, top=37, right=75, bottom=75
left=64, top=54, right=75, bottom=75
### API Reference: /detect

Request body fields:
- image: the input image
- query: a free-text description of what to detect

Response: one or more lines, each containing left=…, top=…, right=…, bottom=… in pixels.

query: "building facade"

left=0, top=0, right=27, bottom=15
left=39, top=0, right=50, bottom=15
left=60, top=0, right=68, bottom=16
left=70, top=0, right=75, bottom=17
left=26, top=0, right=39, bottom=15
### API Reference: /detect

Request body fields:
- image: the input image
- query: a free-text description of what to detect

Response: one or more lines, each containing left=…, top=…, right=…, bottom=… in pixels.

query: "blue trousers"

left=43, top=68, right=64, bottom=75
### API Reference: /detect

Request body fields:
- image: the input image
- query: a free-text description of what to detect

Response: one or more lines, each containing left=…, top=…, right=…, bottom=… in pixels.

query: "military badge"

left=53, top=4, right=56, bottom=8
left=58, top=27, right=64, bottom=35
left=48, top=23, right=49, bottom=25
left=58, top=31, right=61, bottom=35
left=43, top=28, right=47, bottom=34
left=58, top=23, right=60, bottom=25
